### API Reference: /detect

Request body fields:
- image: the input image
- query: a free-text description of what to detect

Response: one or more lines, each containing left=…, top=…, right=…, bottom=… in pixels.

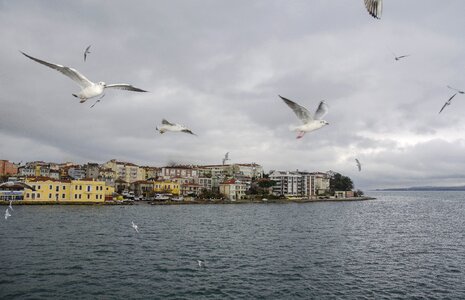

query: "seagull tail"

left=72, top=94, right=78, bottom=98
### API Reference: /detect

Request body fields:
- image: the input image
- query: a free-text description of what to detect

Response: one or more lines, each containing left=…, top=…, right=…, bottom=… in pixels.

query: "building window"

left=38, top=186, right=41, bottom=190
left=63, top=186, right=66, bottom=190
left=56, top=186, right=59, bottom=192
left=37, top=193, right=40, bottom=199
left=79, top=185, right=82, bottom=190
left=87, top=194, right=90, bottom=199
left=62, top=194, right=65, bottom=199
left=74, top=194, right=77, bottom=199
left=26, top=193, right=30, bottom=198
left=49, top=185, right=53, bottom=190
left=79, top=194, right=82, bottom=199
left=87, top=186, right=91, bottom=192
left=49, top=193, right=52, bottom=199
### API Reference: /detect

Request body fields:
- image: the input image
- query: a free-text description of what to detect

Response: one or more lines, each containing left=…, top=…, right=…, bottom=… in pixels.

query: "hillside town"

left=0, top=159, right=360, bottom=203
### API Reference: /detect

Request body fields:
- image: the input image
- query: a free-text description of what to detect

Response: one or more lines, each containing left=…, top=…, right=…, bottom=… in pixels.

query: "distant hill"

left=376, top=185, right=465, bottom=191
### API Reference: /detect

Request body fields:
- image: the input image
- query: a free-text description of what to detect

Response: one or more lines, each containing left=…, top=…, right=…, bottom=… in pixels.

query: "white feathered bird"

left=156, top=119, right=196, bottom=136
left=279, top=95, right=329, bottom=139
left=21, top=51, right=147, bottom=103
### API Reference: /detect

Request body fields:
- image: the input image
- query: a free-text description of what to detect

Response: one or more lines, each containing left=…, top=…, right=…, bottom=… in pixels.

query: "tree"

left=329, top=172, right=354, bottom=192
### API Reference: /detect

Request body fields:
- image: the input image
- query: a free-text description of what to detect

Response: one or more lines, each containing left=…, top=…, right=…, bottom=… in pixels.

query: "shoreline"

left=0, top=196, right=375, bottom=206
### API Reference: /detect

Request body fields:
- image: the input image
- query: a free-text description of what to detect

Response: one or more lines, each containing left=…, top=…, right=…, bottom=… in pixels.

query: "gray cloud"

left=1, top=0, right=465, bottom=190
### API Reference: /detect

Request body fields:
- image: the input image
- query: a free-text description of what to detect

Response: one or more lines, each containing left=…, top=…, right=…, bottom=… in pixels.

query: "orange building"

left=0, top=160, right=18, bottom=176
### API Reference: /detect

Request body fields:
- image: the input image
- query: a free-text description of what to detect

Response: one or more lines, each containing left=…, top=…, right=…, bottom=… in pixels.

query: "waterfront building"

left=181, top=183, right=202, bottom=196
left=0, top=160, right=18, bottom=176
left=24, top=177, right=71, bottom=201
left=141, top=166, right=161, bottom=180
left=105, top=185, right=115, bottom=201
left=85, top=163, right=100, bottom=179
left=23, top=177, right=106, bottom=202
left=131, top=180, right=154, bottom=197
left=269, top=170, right=330, bottom=198
left=103, top=159, right=145, bottom=183
left=98, top=168, right=116, bottom=187
left=68, top=166, right=86, bottom=180
left=195, top=177, right=213, bottom=191
left=69, top=179, right=105, bottom=202
left=161, top=166, right=198, bottom=180
left=153, top=180, right=180, bottom=195
left=19, top=163, right=60, bottom=179
left=219, top=179, right=247, bottom=201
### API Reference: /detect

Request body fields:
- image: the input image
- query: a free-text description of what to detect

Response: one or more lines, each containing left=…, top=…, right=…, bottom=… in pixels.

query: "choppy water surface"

left=2, top=191, right=465, bottom=299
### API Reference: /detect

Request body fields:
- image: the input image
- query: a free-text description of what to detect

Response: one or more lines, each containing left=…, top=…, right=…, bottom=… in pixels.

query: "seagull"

left=9, top=201, right=14, bottom=211
left=5, top=208, right=11, bottom=220
left=197, top=260, right=204, bottom=267
left=222, top=152, right=230, bottom=165
left=0, top=181, right=36, bottom=191
left=156, top=119, right=197, bottom=135
left=279, top=95, right=329, bottom=139
left=447, top=85, right=465, bottom=94
left=394, top=54, right=410, bottom=61
left=364, top=0, right=383, bottom=19
left=439, top=93, right=457, bottom=114
left=131, top=221, right=139, bottom=233
left=355, top=159, right=362, bottom=172
left=21, top=51, right=148, bottom=103
left=84, top=45, right=91, bottom=62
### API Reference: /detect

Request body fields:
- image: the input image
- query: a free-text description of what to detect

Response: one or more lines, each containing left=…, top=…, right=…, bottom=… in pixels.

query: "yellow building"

left=105, top=185, right=115, bottom=200
left=153, top=180, right=180, bottom=195
left=69, top=179, right=105, bottom=202
left=24, top=177, right=70, bottom=201
left=24, top=177, right=106, bottom=202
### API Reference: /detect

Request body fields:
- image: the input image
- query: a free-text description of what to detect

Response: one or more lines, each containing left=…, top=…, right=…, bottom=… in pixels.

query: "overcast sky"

left=1, top=0, right=465, bottom=189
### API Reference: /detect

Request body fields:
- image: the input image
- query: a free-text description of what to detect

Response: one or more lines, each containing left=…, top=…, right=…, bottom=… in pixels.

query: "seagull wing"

left=21, top=51, right=93, bottom=88
left=439, top=93, right=457, bottom=114
left=279, top=95, right=313, bottom=123
left=182, top=129, right=196, bottom=135
left=314, top=101, right=329, bottom=120
left=84, top=45, right=91, bottom=61
left=447, top=85, right=465, bottom=94
left=105, top=83, right=147, bottom=92
left=225, top=152, right=229, bottom=159
left=18, top=182, right=36, bottom=191
left=162, top=119, right=175, bottom=126
left=364, top=0, right=383, bottom=19
left=355, top=159, right=361, bottom=171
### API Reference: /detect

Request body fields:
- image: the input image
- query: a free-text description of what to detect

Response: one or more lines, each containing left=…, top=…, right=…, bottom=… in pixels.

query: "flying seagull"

left=156, top=119, right=197, bottom=135
left=9, top=201, right=14, bottom=211
left=198, top=260, right=204, bottom=267
left=131, top=221, right=139, bottom=233
left=279, top=95, right=329, bottom=139
left=355, top=159, right=362, bottom=172
left=84, top=45, right=91, bottom=62
left=0, top=181, right=36, bottom=191
left=21, top=51, right=148, bottom=103
left=447, top=85, right=465, bottom=94
left=5, top=208, right=11, bottom=220
left=364, top=0, right=383, bottom=19
left=394, top=54, right=410, bottom=61
left=439, top=93, right=457, bottom=114
left=222, top=152, right=230, bottom=165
